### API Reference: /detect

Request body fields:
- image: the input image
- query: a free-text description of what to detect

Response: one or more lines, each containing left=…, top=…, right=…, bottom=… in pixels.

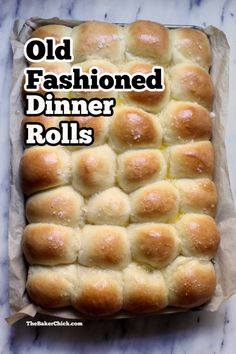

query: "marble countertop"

left=1, top=0, right=236, bottom=353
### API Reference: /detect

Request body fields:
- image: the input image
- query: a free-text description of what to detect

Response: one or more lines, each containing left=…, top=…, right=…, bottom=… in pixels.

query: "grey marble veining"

left=1, top=0, right=236, bottom=353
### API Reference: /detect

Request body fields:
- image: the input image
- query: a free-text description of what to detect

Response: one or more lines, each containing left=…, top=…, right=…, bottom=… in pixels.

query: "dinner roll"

left=72, top=22, right=125, bottom=63
left=26, top=186, right=85, bottom=227
left=109, top=106, right=162, bottom=152
left=72, top=59, right=118, bottom=99
left=176, top=214, right=220, bottom=259
left=22, top=115, right=60, bottom=132
left=175, top=178, right=217, bottom=217
left=126, top=20, right=171, bottom=65
left=165, top=256, right=216, bottom=308
left=30, top=24, right=72, bottom=42
left=24, top=62, right=71, bottom=98
left=168, top=141, right=214, bottom=179
left=26, top=265, right=76, bottom=308
left=170, top=63, right=214, bottom=110
left=130, top=181, right=179, bottom=223
left=128, top=223, right=180, bottom=268
left=22, top=223, right=78, bottom=265
left=117, top=149, right=167, bottom=192
left=121, top=61, right=170, bottom=113
left=64, top=115, right=109, bottom=148
left=20, top=146, right=71, bottom=196
left=72, top=145, right=116, bottom=196
left=86, top=187, right=130, bottom=226
left=79, top=225, right=130, bottom=270
left=72, top=266, right=123, bottom=315
left=160, top=101, right=212, bottom=145
left=123, top=263, right=168, bottom=313
left=171, top=28, right=212, bottom=70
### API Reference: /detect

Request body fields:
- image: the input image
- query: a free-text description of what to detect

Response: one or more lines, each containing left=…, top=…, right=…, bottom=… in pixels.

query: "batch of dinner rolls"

left=20, top=20, right=220, bottom=315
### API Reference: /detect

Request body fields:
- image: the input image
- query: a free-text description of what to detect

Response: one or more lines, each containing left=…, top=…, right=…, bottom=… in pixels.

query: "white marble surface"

left=1, top=0, right=236, bottom=353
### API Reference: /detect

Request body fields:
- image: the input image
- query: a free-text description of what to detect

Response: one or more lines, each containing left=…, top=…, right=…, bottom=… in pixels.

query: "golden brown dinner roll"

left=72, top=22, right=125, bottom=63
left=164, top=256, right=216, bottom=308
left=126, top=20, right=171, bottom=65
left=168, top=141, right=214, bottom=179
left=26, top=265, right=76, bottom=308
left=123, top=263, right=168, bottom=313
left=22, top=223, right=79, bottom=265
left=30, top=24, right=72, bottom=42
left=24, top=62, right=71, bottom=98
left=117, top=149, right=167, bottom=192
left=175, top=178, right=217, bottom=217
left=121, top=61, right=170, bottom=113
left=130, top=181, right=179, bottom=223
left=160, top=101, right=212, bottom=145
left=109, top=106, right=162, bottom=152
left=65, top=115, right=110, bottom=148
left=171, top=28, right=212, bottom=70
left=20, top=146, right=71, bottom=196
left=176, top=214, right=220, bottom=259
left=128, top=223, right=180, bottom=268
left=26, top=186, right=85, bottom=227
left=72, top=59, right=118, bottom=99
left=72, top=144, right=116, bottom=196
left=72, top=266, right=123, bottom=315
left=169, top=63, right=214, bottom=110
left=86, top=187, right=131, bottom=226
left=22, top=115, right=60, bottom=131
left=79, top=225, right=130, bottom=269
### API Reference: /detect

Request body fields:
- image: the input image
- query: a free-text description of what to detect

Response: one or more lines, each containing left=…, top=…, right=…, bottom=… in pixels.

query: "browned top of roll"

left=170, top=63, right=214, bottom=110
left=171, top=28, right=212, bottom=70
left=123, top=263, right=168, bottom=313
left=130, top=181, right=179, bottom=222
left=20, top=146, right=71, bottom=196
left=26, top=186, right=84, bottom=227
left=175, top=178, right=217, bottom=217
left=161, top=101, right=212, bottom=145
left=72, top=22, right=125, bottom=63
left=176, top=214, right=220, bottom=259
left=66, top=115, right=109, bottom=147
left=128, top=223, right=180, bottom=268
left=165, top=257, right=216, bottom=308
left=26, top=265, right=76, bottom=308
left=117, top=149, right=166, bottom=192
left=72, top=267, right=123, bottom=316
left=168, top=141, right=214, bottom=179
left=22, top=115, right=59, bottom=131
left=109, top=106, right=162, bottom=151
left=30, top=25, right=72, bottom=42
left=126, top=20, right=171, bottom=65
left=122, top=61, right=170, bottom=113
left=22, top=223, right=77, bottom=265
